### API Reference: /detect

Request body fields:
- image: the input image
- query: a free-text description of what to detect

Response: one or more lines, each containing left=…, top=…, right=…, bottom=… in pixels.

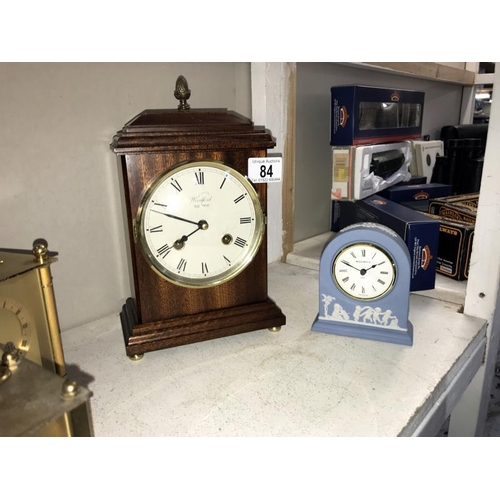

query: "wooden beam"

left=356, top=62, right=476, bottom=86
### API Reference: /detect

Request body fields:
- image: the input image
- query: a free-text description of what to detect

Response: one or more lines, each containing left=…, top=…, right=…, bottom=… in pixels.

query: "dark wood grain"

left=112, top=107, right=286, bottom=356
left=121, top=297, right=286, bottom=356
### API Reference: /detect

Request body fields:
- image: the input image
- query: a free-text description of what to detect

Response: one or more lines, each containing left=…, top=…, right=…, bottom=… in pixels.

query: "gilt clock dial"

left=0, top=297, right=33, bottom=357
left=138, top=161, right=264, bottom=288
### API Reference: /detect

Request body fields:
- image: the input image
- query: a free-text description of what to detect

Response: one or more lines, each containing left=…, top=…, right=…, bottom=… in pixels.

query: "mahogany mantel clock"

left=111, top=76, right=286, bottom=358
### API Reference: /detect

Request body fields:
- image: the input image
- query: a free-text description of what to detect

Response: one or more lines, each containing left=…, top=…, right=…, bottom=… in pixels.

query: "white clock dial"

left=138, top=161, right=264, bottom=288
left=332, top=243, right=396, bottom=300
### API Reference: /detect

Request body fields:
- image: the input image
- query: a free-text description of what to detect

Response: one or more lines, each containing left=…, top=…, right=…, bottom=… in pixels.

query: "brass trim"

left=332, top=242, right=397, bottom=301
left=136, top=160, right=265, bottom=289
left=37, top=265, right=66, bottom=377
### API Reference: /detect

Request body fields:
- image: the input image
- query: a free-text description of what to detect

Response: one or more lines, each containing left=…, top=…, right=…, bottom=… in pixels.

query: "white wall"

left=0, top=62, right=251, bottom=331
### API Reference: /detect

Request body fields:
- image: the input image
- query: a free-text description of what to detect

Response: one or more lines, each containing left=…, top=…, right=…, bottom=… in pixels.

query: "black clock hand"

left=174, top=220, right=209, bottom=249
left=151, top=210, right=200, bottom=226
left=341, top=260, right=362, bottom=273
left=365, top=261, right=386, bottom=271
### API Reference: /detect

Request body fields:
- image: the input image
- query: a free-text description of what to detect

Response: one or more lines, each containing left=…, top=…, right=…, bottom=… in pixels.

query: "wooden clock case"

left=111, top=105, right=286, bottom=357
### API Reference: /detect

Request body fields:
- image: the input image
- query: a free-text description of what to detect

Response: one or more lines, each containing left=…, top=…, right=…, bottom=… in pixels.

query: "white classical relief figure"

left=321, top=294, right=334, bottom=317
left=321, top=294, right=350, bottom=320
left=332, top=303, right=350, bottom=320
left=320, top=295, right=401, bottom=330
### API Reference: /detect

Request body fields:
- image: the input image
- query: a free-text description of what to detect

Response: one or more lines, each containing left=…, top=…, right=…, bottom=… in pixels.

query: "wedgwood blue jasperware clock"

left=312, top=222, right=413, bottom=346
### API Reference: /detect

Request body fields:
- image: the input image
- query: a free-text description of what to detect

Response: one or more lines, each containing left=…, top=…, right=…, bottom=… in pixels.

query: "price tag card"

left=247, top=157, right=282, bottom=183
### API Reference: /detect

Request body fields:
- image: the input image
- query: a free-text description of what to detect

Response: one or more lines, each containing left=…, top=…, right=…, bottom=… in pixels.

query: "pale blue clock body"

left=312, top=222, right=413, bottom=346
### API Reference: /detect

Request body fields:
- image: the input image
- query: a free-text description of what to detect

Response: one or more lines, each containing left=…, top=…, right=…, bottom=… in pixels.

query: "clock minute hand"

left=341, top=260, right=362, bottom=273
left=151, top=210, right=200, bottom=226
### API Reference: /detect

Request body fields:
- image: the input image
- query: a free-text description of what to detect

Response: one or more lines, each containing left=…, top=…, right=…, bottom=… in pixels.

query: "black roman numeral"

left=148, top=225, right=163, bottom=233
left=342, top=277, right=349, bottom=282
left=240, top=217, right=252, bottom=224
left=234, top=237, right=247, bottom=248
left=157, top=243, right=172, bottom=258
left=362, top=249, right=366, bottom=257
left=350, top=283, right=356, bottom=291
left=220, top=177, right=227, bottom=189
left=380, top=271, right=389, bottom=275
left=171, top=179, right=182, bottom=192
left=223, top=255, right=231, bottom=265
left=234, top=194, right=245, bottom=204
left=201, top=262, right=209, bottom=274
left=195, top=170, right=205, bottom=185
left=377, top=279, right=386, bottom=285
left=350, top=251, right=356, bottom=258
left=177, top=258, right=187, bottom=272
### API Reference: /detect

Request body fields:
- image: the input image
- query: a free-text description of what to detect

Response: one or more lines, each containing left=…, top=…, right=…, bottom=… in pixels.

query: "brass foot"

left=268, top=326, right=281, bottom=333
left=0, top=366, right=11, bottom=384
left=128, top=354, right=144, bottom=361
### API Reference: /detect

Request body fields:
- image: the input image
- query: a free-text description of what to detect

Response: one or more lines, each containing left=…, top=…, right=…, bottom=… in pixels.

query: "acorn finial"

left=174, top=75, right=191, bottom=110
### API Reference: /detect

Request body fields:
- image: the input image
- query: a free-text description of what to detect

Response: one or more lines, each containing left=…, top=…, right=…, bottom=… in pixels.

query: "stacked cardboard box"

left=426, top=193, right=479, bottom=280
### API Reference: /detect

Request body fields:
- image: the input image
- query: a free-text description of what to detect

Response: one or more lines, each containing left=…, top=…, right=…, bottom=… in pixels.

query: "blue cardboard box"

left=380, top=183, right=452, bottom=212
left=331, top=85, right=425, bottom=146
left=379, top=183, right=452, bottom=202
left=399, top=175, right=427, bottom=185
left=331, top=195, right=439, bottom=291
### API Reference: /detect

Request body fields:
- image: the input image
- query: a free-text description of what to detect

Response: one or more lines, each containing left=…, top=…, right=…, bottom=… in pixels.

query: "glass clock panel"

left=138, top=161, right=264, bottom=288
left=333, top=243, right=396, bottom=300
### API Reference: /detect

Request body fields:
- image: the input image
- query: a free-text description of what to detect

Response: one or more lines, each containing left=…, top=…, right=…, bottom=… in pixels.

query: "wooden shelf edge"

left=338, top=62, right=476, bottom=86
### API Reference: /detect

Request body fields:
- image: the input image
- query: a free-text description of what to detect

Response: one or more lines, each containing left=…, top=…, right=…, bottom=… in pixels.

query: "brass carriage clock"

left=0, top=242, right=93, bottom=436
left=111, top=76, right=286, bottom=358
left=0, top=242, right=65, bottom=375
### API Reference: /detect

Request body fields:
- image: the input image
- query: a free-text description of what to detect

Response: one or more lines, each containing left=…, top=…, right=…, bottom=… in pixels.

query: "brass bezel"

left=137, top=160, right=265, bottom=289
left=332, top=242, right=397, bottom=301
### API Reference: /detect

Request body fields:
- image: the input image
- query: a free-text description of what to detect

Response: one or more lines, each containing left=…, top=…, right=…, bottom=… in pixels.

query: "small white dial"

left=138, top=161, right=264, bottom=288
left=332, top=243, right=396, bottom=300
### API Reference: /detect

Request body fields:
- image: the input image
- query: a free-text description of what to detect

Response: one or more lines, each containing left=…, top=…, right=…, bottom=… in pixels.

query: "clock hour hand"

left=365, top=261, right=386, bottom=271
left=151, top=210, right=200, bottom=226
left=174, top=220, right=209, bottom=249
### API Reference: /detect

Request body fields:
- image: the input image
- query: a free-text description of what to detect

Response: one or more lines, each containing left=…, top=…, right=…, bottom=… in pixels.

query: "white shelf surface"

left=62, top=261, right=486, bottom=437
left=287, top=232, right=468, bottom=306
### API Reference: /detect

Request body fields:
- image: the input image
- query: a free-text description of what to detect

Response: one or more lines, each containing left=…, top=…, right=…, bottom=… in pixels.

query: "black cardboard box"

left=380, top=183, right=452, bottom=212
left=379, top=183, right=452, bottom=203
left=428, top=198, right=477, bottom=224
left=331, top=195, right=440, bottom=291
left=426, top=214, right=474, bottom=280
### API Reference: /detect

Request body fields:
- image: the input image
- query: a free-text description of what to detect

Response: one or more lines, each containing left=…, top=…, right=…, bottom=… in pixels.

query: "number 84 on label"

left=247, top=157, right=282, bottom=183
